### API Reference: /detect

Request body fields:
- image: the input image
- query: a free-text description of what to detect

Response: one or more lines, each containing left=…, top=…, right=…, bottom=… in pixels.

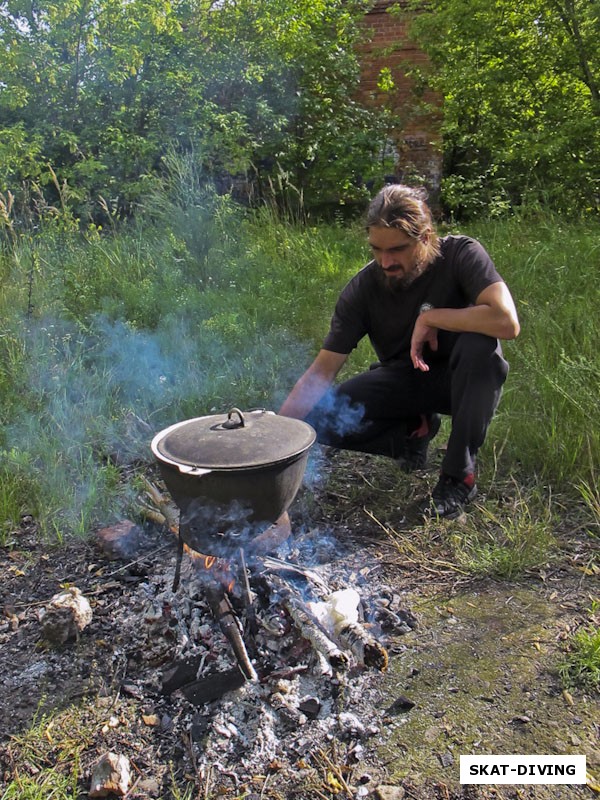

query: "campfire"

left=119, top=510, right=415, bottom=796
left=99, top=409, right=419, bottom=793
left=146, top=409, right=390, bottom=687
left=142, top=477, right=393, bottom=701
left=53, top=450, right=420, bottom=798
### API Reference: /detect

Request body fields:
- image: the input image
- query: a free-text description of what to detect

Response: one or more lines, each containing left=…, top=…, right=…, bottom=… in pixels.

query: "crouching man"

left=279, top=184, right=520, bottom=518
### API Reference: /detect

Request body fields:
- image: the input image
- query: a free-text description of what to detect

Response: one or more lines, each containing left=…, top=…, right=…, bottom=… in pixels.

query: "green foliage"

left=404, top=0, right=600, bottom=216
left=0, top=0, right=387, bottom=220
left=0, top=170, right=598, bottom=539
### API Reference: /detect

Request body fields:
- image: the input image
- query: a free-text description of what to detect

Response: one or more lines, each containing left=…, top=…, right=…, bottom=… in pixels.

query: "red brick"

left=358, top=4, right=442, bottom=186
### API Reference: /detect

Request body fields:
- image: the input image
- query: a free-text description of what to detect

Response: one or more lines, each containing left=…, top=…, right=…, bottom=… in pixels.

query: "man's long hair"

left=366, top=184, right=441, bottom=263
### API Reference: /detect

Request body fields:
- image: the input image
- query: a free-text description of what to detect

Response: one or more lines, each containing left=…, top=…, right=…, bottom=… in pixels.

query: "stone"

left=96, top=520, right=145, bottom=560
left=375, top=786, right=406, bottom=800
left=298, top=696, right=321, bottom=719
left=40, top=587, right=93, bottom=645
left=89, top=752, right=131, bottom=797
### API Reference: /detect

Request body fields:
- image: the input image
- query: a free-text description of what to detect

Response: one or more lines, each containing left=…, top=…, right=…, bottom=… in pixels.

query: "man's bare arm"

left=279, top=349, right=349, bottom=419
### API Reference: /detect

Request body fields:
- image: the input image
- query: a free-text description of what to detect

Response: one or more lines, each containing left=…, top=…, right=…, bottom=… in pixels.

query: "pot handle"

left=176, top=464, right=212, bottom=476
left=222, top=407, right=245, bottom=429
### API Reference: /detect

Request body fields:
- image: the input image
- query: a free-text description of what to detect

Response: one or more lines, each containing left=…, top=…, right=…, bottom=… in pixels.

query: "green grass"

left=577, top=476, right=600, bottom=537
left=0, top=709, right=90, bottom=800
left=463, top=216, right=600, bottom=486
left=444, top=484, right=557, bottom=579
left=0, top=183, right=599, bottom=541
left=559, top=602, right=600, bottom=692
left=0, top=706, right=197, bottom=800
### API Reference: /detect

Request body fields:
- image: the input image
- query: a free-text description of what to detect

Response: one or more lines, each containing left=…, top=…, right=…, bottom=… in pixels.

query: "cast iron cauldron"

left=151, top=408, right=316, bottom=554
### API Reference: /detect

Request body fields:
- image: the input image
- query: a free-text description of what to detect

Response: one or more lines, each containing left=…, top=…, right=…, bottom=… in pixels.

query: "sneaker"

left=426, top=473, right=478, bottom=519
left=396, top=413, right=441, bottom=472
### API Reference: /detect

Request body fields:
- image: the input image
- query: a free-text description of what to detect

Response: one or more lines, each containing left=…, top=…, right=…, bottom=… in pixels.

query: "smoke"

left=3, top=311, right=317, bottom=536
left=309, top=387, right=366, bottom=439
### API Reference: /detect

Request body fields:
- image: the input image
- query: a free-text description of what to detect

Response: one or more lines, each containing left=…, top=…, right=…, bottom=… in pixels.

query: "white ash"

left=5, top=658, right=52, bottom=689
left=106, top=536, right=414, bottom=781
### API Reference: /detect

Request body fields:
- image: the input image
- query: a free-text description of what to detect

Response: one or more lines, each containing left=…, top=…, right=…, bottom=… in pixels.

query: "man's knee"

left=450, top=333, right=509, bottom=383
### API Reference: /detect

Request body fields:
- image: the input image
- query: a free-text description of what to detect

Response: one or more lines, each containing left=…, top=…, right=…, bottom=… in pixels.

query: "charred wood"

left=204, top=585, right=258, bottom=681
left=180, top=668, right=247, bottom=705
left=161, top=657, right=206, bottom=695
left=335, top=622, right=389, bottom=672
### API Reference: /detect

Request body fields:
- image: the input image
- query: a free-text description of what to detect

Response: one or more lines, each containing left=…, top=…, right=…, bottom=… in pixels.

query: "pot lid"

left=152, top=408, right=316, bottom=470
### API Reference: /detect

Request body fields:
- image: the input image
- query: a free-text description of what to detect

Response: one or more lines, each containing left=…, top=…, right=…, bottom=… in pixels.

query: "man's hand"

left=410, top=315, right=438, bottom=372
left=279, top=349, right=348, bottom=419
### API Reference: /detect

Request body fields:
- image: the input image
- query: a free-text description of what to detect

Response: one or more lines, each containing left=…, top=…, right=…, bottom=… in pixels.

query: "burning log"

left=238, top=548, right=258, bottom=637
left=262, top=555, right=330, bottom=595
left=308, top=589, right=388, bottom=672
left=283, top=598, right=349, bottom=671
left=335, top=622, right=388, bottom=672
left=204, top=584, right=258, bottom=682
left=267, top=575, right=350, bottom=672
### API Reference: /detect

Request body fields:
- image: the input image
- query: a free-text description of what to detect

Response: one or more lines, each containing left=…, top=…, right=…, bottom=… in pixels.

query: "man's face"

left=368, top=225, right=427, bottom=291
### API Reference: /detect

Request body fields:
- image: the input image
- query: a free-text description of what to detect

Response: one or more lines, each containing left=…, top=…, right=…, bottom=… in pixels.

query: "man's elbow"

left=499, top=315, right=520, bottom=340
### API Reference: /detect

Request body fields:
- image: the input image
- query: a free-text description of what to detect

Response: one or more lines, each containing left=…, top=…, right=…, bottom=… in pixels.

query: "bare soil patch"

left=0, top=449, right=598, bottom=799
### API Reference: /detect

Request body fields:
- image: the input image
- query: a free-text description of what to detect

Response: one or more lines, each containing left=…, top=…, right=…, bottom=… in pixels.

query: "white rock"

left=40, top=587, right=93, bottom=645
left=89, top=752, right=131, bottom=797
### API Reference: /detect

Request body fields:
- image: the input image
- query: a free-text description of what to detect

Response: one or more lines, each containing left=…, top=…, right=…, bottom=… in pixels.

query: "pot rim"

left=151, top=410, right=316, bottom=473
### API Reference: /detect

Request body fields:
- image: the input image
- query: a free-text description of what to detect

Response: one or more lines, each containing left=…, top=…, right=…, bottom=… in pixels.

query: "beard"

left=375, top=260, right=428, bottom=293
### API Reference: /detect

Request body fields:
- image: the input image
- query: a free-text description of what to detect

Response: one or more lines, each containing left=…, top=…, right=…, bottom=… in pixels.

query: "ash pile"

left=115, top=520, right=418, bottom=795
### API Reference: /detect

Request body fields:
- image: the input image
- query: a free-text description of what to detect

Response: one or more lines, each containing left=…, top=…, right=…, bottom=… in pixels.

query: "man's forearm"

left=418, top=281, right=520, bottom=341
left=422, top=306, right=518, bottom=340
left=279, top=371, right=332, bottom=419
left=279, top=349, right=348, bottom=420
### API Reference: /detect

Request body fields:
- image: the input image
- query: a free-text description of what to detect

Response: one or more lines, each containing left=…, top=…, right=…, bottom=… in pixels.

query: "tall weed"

left=464, top=217, right=600, bottom=485
left=446, top=485, right=556, bottom=579
left=559, top=601, right=600, bottom=692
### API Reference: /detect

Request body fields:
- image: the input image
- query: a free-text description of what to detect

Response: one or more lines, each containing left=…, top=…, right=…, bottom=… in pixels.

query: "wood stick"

left=239, top=548, right=258, bottom=636
left=261, top=556, right=330, bottom=595
left=285, top=600, right=349, bottom=671
left=204, top=585, right=258, bottom=681
left=267, top=574, right=350, bottom=670
left=279, top=596, right=349, bottom=671
left=139, top=477, right=180, bottom=529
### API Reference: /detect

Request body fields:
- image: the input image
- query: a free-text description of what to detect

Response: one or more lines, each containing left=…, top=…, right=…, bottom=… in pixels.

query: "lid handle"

left=222, top=408, right=245, bottom=429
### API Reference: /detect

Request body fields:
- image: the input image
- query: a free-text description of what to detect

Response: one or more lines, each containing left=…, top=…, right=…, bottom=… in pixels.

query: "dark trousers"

left=306, top=333, right=509, bottom=480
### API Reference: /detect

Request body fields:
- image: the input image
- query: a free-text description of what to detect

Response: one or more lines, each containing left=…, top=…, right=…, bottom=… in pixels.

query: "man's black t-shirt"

left=322, top=235, right=503, bottom=366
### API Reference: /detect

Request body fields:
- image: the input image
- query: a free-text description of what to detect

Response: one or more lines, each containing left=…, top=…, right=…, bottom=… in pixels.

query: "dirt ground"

left=0, top=448, right=598, bottom=800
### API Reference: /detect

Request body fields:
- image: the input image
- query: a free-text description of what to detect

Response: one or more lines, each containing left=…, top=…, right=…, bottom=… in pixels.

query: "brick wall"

left=358, top=0, right=442, bottom=194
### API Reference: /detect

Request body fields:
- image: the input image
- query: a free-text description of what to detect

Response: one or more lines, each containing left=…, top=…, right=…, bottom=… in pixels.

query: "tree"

left=0, top=0, right=389, bottom=219
left=402, top=0, right=599, bottom=216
